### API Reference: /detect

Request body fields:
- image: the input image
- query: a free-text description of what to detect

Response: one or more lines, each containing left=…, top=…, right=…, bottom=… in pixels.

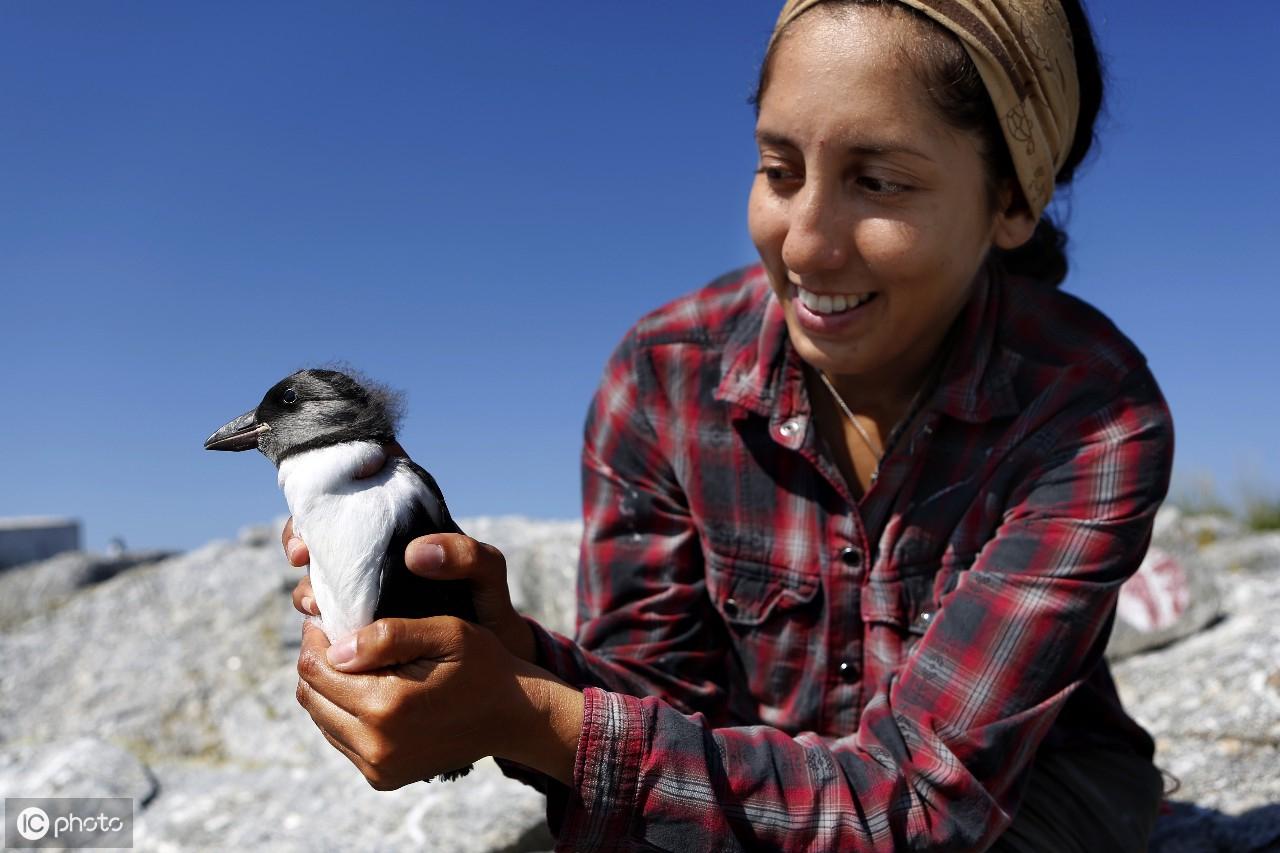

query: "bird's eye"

left=283, top=388, right=298, bottom=404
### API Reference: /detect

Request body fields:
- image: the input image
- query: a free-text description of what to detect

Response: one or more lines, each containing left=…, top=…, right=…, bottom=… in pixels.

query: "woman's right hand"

left=281, top=518, right=538, bottom=664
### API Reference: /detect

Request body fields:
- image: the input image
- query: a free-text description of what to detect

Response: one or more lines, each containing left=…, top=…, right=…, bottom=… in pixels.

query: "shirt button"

left=779, top=419, right=800, bottom=437
left=724, top=597, right=739, bottom=617
left=913, top=610, right=935, bottom=630
left=838, top=661, right=856, bottom=682
left=839, top=546, right=862, bottom=568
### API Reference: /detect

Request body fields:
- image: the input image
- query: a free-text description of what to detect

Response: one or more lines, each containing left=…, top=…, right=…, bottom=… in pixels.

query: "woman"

left=289, top=1, right=1174, bottom=849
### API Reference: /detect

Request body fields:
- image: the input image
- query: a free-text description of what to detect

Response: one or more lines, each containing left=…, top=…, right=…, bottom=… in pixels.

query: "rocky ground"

left=1111, top=512, right=1280, bottom=852
left=0, top=510, right=1277, bottom=851
left=0, top=517, right=578, bottom=852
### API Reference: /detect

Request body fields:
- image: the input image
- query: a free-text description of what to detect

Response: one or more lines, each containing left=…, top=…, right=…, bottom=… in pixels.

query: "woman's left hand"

left=295, top=616, right=583, bottom=788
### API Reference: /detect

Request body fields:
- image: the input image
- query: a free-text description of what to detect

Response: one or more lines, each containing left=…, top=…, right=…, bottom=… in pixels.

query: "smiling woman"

left=283, top=1, right=1175, bottom=850
left=749, top=6, right=1039, bottom=494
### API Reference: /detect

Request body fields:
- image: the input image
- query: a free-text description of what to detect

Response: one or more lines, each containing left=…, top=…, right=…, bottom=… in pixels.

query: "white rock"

left=0, top=737, right=157, bottom=803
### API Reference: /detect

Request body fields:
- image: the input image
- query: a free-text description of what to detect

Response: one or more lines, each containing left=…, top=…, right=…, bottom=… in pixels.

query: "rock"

left=236, top=515, right=294, bottom=549
left=1112, top=518, right=1280, bottom=850
left=0, top=540, right=294, bottom=760
left=1153, top=506, right=1245, bottom=547
left=1200, top=533, right=1280, bottom=576
left=1108, top=508, right=1224, bottom=660
left=2, top=511, right=1275, bottom=850
left=0, top=737, right=158, bottom=804
left=0, top=518, right=569, bottom=852
left=0, top=549, right=176, bottom=631
left=132, top=758, right=548, bottom=853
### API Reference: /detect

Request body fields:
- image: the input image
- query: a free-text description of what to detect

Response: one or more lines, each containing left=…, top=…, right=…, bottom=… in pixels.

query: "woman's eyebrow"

left=755, top=130, right=798, bottom=149
left=755, top=129, right=932, bottom=162
left=849, top=141, right=934, bottom=162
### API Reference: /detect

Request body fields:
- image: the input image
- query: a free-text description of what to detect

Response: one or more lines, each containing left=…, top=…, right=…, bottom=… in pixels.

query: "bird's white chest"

left=276, top=442, right=426, bottom=642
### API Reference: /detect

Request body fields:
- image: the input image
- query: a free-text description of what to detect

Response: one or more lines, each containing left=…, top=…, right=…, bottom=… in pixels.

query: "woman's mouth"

left=794, top=286, right=877, bottom=315
left=788, top=284, right=879, bottom=334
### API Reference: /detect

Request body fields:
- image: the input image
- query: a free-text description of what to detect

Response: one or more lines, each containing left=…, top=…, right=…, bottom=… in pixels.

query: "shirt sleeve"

left=494, top=328, right=732, bottom=820
left=530, top=328, right=731, bottom=717
left=540, top=346, right=1174, bottom=851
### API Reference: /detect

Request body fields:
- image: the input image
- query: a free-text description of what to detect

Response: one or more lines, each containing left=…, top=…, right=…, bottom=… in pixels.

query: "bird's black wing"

left=373, top=458, right=477, bottom=782
left=404, top=458, right=464, bottom=535
left=372, top=459, right=477, bottom=624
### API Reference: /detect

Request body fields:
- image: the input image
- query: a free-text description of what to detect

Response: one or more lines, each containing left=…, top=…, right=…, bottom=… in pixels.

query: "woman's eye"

left=283, top=388, right=298, bottom=404
left=858, top=176, right=909, bottom=195
left=756, top=164, right=797, bottom=183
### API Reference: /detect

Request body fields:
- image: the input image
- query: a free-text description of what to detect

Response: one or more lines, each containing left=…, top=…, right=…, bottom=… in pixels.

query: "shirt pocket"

left=859, top=562, right=950, bottom=689
left=705, top=551, right=822, bottom=708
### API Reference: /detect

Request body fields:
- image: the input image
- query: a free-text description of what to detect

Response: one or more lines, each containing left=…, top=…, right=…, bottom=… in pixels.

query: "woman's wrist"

left=504, top=662, right=584, bottom=785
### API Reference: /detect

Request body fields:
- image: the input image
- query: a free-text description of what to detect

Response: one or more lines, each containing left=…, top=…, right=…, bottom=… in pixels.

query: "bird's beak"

left=204, top=410, right=270, bottom=452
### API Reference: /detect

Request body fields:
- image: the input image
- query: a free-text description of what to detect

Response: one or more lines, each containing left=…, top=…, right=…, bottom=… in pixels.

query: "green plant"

left=1167, top=473, right=1234, bottom=519
left=1242, top=493, right=1280, bottom=532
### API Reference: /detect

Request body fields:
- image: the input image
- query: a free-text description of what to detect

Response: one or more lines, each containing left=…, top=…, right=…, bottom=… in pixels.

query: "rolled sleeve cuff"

left=558, top=687, right=646, bottom=849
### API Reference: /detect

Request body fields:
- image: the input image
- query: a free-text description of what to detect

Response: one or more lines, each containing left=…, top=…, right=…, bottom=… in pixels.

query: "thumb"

left=326, top=616, right=463, bottom=672
left=406, top=534, right=513, bottom=615
left=404, top=534, right=534, bottom=662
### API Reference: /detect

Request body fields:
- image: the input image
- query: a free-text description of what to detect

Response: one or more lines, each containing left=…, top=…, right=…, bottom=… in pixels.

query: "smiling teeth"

left=795, top=287, right=874, bottom=315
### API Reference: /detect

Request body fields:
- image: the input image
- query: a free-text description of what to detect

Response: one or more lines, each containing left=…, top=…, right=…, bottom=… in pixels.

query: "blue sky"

left=2, top=2, right=1277, bottom=551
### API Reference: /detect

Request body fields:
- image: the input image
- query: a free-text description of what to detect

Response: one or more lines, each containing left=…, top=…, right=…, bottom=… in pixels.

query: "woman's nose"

left=782, top=183, right=847, bottom=274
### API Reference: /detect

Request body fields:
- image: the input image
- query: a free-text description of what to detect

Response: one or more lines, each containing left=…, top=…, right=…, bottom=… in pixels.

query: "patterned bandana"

left=770, top=0, right=1079, bottom=219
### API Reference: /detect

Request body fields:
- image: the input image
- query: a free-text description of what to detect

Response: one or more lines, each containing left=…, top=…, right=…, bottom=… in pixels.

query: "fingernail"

left=408, top=543, right=445, bottom=575
left=327, top=634, right=357, bottom=666
left=301, top=595, right=316, bottom=615
left=287, top=539, right=303, bottom=562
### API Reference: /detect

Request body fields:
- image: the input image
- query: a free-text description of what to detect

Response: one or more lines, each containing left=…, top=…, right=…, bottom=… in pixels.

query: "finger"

left=327, top=616, right=466, bottom=673
left=292, top=576, right=319, bottom=616
left=299, top=678, right=405, bottom=790
left=296, top=668, right=368, bottom=760
left=405, top=533, right=505, bottom=585
left=298, top=621, right=384, bottom=718
left=298, top=620, right=347, bottom=701
left=300, top=617, right=331, bottom=653
left=316, top=725, right=377, bottom=780
left=282, top=517, right=309, bottom=567
left=403, top=534, right=536, bottom=660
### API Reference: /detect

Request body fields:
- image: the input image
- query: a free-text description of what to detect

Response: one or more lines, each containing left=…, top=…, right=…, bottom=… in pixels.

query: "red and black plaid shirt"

left=512, top=261, right=1174, bottom=851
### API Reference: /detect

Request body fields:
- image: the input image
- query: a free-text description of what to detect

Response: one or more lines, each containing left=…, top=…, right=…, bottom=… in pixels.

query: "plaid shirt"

left=510, top=262, right=1174, bottom=851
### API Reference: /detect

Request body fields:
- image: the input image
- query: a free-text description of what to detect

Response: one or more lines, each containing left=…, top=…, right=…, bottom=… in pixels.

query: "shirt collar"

left=713, top=262, right=1020, bottom=425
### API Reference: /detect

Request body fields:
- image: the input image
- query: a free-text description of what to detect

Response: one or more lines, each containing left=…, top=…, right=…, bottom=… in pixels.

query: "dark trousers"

left=988, top=746, right=1165, bottom=852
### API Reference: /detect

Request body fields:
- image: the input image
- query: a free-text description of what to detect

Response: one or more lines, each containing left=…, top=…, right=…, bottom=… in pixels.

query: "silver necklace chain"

left=817, top=369, right=883, bottom=460
left=817, top=369, right=932, bottom=481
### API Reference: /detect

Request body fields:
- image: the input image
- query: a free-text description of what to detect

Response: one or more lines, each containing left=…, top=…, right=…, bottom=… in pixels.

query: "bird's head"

left=204, top=368, right=403, bottom=466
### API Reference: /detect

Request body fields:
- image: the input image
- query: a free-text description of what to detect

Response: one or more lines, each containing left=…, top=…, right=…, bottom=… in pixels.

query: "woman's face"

left=748, top=6, right=1033, bottom=391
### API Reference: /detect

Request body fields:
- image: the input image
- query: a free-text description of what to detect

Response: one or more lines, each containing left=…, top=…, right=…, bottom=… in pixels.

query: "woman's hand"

left=283, top=524, right=536, bottom=663
left=281, top=445, right=537, bottom=664
left=295, top=615, right=583, bottom=787
left=399, top=533, right=537, bottom=663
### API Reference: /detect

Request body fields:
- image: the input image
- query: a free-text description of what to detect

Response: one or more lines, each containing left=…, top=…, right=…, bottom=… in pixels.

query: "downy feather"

left=277, top=441, right=442, bottom=643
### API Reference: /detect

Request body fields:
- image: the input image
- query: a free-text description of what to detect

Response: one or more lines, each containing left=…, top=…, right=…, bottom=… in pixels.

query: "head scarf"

left=770, top=0, right=1079, bottom=219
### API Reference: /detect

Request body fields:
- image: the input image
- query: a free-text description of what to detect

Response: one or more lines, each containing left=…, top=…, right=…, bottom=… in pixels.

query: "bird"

left=205, top=367, right=476, bottom=781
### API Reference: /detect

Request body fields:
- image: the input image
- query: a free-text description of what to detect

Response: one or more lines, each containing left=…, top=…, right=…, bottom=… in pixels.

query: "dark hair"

left=751, top=0, right=1104, bottom=287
